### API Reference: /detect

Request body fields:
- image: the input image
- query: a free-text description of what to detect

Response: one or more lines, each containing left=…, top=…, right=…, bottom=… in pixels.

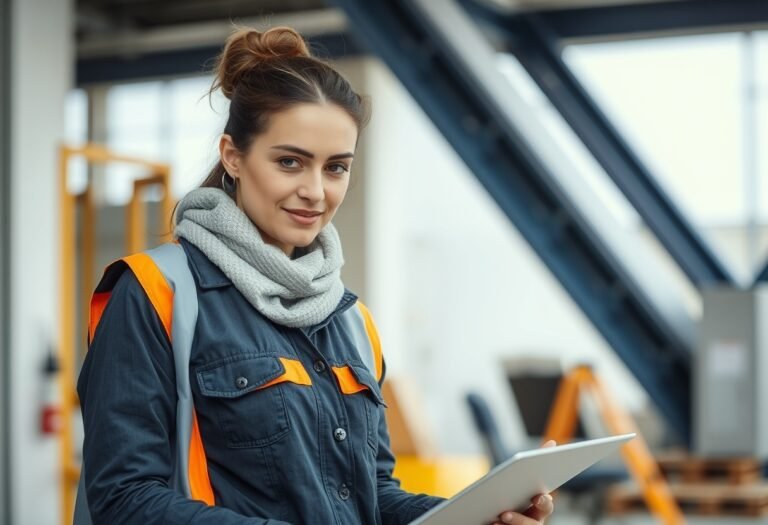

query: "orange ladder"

left=543, top=365, right=686, bottom=525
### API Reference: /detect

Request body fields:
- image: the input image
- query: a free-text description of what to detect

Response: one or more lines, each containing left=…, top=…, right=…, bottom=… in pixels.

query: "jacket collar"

left=180, top=238, right=232, bottom=289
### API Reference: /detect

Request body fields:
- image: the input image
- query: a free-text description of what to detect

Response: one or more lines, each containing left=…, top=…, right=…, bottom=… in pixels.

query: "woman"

left=77, top=26, right=554, bottom=525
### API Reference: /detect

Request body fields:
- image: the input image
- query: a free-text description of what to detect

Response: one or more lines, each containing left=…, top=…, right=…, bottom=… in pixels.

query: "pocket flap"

left=332, top=362, right=387, bottom=406
left=197, top=354, right=286, bottom=398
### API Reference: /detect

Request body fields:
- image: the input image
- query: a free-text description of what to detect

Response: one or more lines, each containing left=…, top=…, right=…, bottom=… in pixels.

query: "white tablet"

left=409, top=433, right=635, bottom=525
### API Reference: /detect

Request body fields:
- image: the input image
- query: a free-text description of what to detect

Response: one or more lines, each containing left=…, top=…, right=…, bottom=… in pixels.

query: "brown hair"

left=199, top=25, right=371, bottom=192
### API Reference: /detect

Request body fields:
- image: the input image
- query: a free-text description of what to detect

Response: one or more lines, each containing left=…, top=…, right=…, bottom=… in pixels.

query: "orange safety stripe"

left=122, top=253, right=174, bottom=340
left=88, top=291, right=112, bottom=342
left=356, top=301, right=383, bottom=381
left=188, top=410, right=215, bottom=506
left=87, top=250, right=217, bottom=506
left=260, top=358, right=312, bottom=389
left=331, top=366, right=369, bottom=395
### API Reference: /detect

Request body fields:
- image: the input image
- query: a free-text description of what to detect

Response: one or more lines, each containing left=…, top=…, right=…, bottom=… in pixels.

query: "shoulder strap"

left=76, top=243, right=213, bottom=525
left=342, top=301, right=384, bottom=383
left=144, top=243, right=214, bottom=506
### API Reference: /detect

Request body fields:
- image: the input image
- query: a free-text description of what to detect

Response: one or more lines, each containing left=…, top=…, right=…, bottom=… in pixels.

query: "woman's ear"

left=219, top=134, right=240, bottom=176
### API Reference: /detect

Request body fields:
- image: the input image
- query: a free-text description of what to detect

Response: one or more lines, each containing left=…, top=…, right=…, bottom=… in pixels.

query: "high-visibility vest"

left=73, top=243, right=383, bottom=524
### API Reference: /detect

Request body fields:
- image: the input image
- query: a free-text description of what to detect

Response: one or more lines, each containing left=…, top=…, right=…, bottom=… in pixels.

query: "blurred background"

left=2, top=0, right=768, bottom=524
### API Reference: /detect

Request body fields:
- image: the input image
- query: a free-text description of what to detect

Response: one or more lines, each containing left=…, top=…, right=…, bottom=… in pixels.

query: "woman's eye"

left=279, top=158, right=300, bottom=169
left=327, top=164, right=349, bottom=175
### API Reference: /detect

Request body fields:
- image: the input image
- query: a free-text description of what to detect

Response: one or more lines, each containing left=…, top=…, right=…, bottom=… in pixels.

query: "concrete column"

left=9, top=0, right=73, bottom=523
left=1, top=0, right=13, bottom=521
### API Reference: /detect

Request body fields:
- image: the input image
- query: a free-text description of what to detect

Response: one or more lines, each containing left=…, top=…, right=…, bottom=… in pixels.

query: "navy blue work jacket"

left=77, top=240, right=444, bottom=524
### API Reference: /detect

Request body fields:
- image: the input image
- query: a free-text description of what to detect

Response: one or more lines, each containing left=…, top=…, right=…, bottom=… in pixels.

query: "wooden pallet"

left=607, top=482, right=768, bottom=517
left=655, top=451, right=763, bottom=485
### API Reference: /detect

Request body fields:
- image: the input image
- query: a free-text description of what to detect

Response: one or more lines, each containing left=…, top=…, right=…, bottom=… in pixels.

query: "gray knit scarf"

left=174, top=187, right=345, bottom=328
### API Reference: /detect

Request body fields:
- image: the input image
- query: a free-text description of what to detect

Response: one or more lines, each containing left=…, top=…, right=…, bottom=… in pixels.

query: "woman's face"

left=220, top=102, right=358, bottom=256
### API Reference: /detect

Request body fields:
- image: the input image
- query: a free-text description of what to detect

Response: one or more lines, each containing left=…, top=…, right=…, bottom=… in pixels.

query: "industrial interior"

left=2, top=0, right=768, bottom=523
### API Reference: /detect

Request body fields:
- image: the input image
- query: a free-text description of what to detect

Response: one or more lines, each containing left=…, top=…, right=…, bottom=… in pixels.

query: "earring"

left=221, top=171, right=237, bottom=193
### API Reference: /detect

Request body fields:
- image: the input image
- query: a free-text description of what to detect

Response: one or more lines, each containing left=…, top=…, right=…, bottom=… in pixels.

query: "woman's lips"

left=284, top=209, right=322, bottom=225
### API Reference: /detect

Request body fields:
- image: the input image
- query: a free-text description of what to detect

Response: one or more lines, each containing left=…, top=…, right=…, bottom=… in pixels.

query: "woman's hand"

left=491, top=440, right=557, bottom=525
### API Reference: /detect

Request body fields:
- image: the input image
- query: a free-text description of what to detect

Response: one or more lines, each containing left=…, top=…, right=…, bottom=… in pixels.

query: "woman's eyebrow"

left=271, top=144, right=354, bottom=161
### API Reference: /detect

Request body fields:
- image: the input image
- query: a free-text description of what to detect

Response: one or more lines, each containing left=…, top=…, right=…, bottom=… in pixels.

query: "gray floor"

left=550, top=517, right=768, bottom=525
left=547, top=511, right=768, bottom=524
left=547, top=496, right=768, bottom=525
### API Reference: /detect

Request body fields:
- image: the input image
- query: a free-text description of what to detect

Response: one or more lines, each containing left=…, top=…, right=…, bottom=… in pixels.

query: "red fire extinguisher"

left=41, top=350, right=61, bottom=435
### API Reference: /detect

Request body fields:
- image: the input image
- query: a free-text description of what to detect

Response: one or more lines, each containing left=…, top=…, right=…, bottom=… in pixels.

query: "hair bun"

left=213, top=26, right=312, bottom=99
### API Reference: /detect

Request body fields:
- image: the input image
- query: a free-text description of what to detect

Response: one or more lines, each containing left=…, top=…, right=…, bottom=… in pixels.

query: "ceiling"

left=76, top=0, right=686, bottom=38
left=76, top=0, right=327, bottom=37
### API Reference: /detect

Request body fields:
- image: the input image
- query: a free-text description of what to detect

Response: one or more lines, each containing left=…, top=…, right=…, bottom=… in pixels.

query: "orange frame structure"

left=58, top=143, right=173, bottom=525
left=543, top=365, right=686, bottom=525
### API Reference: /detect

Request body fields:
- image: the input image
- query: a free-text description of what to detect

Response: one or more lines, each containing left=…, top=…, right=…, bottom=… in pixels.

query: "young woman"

left=77, top=26, right=555, bottom=525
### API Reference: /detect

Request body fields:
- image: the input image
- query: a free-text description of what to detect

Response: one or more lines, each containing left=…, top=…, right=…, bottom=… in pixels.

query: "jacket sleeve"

left=77, top=270, right=291, bottom=525
left=374, top=363, right=445, bottom=525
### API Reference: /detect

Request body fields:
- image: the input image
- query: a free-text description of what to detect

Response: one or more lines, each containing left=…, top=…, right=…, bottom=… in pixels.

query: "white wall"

left=361, top=59, right=651, bottom=455
left=10, top=0, right=73, bottom=523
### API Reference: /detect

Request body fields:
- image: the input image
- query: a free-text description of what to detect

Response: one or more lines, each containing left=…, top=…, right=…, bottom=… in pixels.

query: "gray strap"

left=73, top=243, right=198, bottom=523
left=146, top=243, right=199, bottom=499
left=339, top=304, right=377, bottom=379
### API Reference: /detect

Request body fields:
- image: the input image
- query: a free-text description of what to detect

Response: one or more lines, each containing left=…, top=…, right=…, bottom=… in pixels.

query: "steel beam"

left=330, top=0, right=693, bottom=443
left=489, top=11, right=736, bottom=287
left=76, top=34, right=365, bottom=86
left=512, top=0, right=768, bottom=42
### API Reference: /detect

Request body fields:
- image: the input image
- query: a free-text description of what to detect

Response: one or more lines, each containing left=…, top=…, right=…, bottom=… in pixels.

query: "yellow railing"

left=58, top=143, right=173, bottom=525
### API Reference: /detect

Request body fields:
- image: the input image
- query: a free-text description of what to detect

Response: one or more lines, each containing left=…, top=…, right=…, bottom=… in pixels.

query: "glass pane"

left=103, top=77, right=230, bottom=205
left=565, top=33, right=744, bottom=224
left=170, top=76, right=228, bottom=129
left=65, top=89, right=88, bottom=194
left=105, top=132, right=163, bottom=205
left=106, top=81, right=164, bottom=132
left=753, top=31, right=768, bottom=273
left=564, top=33, right=749, bottom=279
left=169, top=76, right=228, bottom=197
left=170, top=132, right=221, bottom=196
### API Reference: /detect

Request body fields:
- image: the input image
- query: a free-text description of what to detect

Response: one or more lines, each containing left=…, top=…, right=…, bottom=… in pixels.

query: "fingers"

left=523, top=494, right=554, bottom=521
left=541, top=439, right=557, bottom=448
left=493, top=494, right=554, bottom=524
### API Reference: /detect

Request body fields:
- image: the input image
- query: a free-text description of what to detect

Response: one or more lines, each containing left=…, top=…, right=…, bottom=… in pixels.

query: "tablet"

left=409, top=433, right=635, bottom=525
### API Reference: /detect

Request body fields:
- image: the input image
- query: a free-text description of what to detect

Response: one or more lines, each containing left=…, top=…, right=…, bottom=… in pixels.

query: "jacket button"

left=313, top=361, right=326, bottom=373
left=338, top=484, right=351, bottom=500
left=235, top=376, right=248, bottom=389
left=334, top=428, right=347, bottom=442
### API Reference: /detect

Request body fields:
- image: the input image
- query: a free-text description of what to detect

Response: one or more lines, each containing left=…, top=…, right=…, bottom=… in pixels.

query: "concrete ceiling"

left=76, top=0, right=327, bottom=37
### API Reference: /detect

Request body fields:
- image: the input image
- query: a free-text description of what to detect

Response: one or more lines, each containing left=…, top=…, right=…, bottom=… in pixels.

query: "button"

left=338, top=484, right=351, bottom=500
left=235, top=376, right=248, bottom=389
left=333, top=428, right=347, bottom=442
left=313, top=361, right=326, bottom=373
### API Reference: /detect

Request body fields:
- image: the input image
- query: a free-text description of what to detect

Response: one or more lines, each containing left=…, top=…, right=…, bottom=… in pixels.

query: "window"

left=564, top=32, right=768, bottom=279
left=100, top=77, right=228, bottom=204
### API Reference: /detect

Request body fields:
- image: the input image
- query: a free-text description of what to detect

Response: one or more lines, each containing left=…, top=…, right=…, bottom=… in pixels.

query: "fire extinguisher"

left=40, top=349, right=61, bottom=435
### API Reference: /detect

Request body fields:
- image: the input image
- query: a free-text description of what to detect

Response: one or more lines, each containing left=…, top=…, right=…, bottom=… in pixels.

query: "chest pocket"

left=332, top=362, right=387, bottom=451
left=196, top=353, right=311, bottom=448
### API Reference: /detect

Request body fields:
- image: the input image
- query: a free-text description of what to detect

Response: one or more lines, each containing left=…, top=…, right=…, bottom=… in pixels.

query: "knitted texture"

left=175, top=187, right=345, bottom=328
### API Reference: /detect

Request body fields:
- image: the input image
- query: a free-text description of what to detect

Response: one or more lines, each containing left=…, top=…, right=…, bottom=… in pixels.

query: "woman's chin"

left=282, top=232, right=318, bottom=249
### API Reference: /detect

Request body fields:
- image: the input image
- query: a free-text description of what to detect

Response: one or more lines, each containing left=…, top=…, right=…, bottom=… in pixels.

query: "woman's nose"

left=297, top=170, right=324, bottom=201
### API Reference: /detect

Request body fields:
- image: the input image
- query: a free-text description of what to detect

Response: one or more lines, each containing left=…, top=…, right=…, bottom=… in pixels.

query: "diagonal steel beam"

left=517, top=0, right=768, bottom=42
left=330, top=0, right=694, bottom=444
left=468, top=5, right=736, bottom=287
